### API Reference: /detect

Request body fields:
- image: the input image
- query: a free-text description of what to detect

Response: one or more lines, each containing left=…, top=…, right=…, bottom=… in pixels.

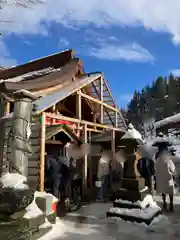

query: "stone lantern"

left=116, top=123, right=147, bottom=201
left=107, top=124, right=162, bottom=225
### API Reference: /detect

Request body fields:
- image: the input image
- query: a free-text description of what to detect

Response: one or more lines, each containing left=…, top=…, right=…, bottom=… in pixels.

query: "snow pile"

left=0, top=173, right=29, bottom=190
left=39, top=218, right=52, bottom=230
left=24, top=201, right=43, bottom=219
left=38, top=219, right=70, bottom=240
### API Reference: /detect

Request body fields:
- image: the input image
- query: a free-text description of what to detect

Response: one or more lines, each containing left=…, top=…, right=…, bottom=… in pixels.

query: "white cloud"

left=58, top=38, right=69, bottom=48
left=0, top=38, right=17, bottom=67
left=171, top=69, right=180, bottom=76
left=1, top=1, right=180, bottom=44
left=89, top=42, right=154, bottom=62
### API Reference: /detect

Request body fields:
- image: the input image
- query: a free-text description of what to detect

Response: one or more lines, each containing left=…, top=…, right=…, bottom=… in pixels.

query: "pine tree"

left=125, top=74, right=179, bottom=133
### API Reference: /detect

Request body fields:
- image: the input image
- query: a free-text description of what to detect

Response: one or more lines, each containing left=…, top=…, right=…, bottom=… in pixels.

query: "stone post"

left=10, top=90, right=37, bottom=177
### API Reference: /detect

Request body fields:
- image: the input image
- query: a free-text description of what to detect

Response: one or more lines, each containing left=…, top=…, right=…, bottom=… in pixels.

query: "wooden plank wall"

left=2, top=116, right=41, bottom=190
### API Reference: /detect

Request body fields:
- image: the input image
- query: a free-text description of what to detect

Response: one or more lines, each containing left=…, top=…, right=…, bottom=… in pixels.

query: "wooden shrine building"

left=155, top=113, right=180, bottom=137
left=0, top=49, right=127, bottom=193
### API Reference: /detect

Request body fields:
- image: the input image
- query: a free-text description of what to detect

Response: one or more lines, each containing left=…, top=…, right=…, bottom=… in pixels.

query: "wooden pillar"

left=40, top=112, right=46, bottom=192
left=111, top=130, right=116, bottom=163
left=111, top=129, right=116, bottom=185
left=82, top=124, right=88, bottom=191
left=88, top=131, right=92, bottom=188
left=114, top=111, right=118, bottom=128
left=100, top=77, right=103, bottom=123
left=4, top=101, right=10, bottom=116
left=76, top=91, right=82, bottom=120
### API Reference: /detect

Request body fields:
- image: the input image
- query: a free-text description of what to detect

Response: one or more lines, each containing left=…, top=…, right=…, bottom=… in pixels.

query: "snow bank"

left=38, top=219, right=68, bottom=240
left=0, top=173, right=29, bottom=190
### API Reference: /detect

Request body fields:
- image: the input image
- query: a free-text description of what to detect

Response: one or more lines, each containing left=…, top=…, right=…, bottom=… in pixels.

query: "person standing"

left=96, top=150, right=111, bottom=201
left=155, top=147, right=176, bottom=212
left=58, top=156, right=70, bottom=201
left=45, top=154, right=61, bottom=198
left=137, top=156, right=155, bottom=195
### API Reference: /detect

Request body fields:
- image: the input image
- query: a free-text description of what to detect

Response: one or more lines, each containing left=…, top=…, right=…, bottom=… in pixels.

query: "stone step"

left=115, top=188, right=148, bottom=202
left=113, top=201, right=141, bottom=209
left=106, top=207, right=162, bottom=225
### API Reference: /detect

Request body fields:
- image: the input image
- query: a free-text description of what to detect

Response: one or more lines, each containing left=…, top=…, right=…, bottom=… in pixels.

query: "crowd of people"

left=44, top=140, right=180, bottom=213
left=44, top=152, right=81, bottom=210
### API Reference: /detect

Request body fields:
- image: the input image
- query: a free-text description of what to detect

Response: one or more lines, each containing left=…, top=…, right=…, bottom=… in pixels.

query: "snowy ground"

left=39, top=195, right=180, bottom=240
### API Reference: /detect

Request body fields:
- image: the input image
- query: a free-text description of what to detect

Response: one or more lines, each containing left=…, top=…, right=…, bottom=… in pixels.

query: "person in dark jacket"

left=69, top=157, right=81, bottom=209
left=45, top=154, right=61, bottom=198
left=58, top=156, right=70, bottom=201
left=137, top=157, right=155, bottom=194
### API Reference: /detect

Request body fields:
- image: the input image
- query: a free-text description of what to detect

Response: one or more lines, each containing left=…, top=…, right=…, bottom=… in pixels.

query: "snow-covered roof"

left=155, top=113, right=180, bottom=129
left=0, top=67, right=61, bottom=83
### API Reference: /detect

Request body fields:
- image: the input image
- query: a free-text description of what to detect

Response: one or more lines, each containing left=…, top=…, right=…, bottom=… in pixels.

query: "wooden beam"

left=77, top=91, right=118, bottom=112
left=40, top=112, right=46, bottom=192
left=45, top=139, right=63, bottom=145
left=45, top=112, right=123, bottom=132
left=100, top=76, right=104, bottom=123
left=82, top=124, right=88, bottom=191
left=87, top=128, right=104, bottom=133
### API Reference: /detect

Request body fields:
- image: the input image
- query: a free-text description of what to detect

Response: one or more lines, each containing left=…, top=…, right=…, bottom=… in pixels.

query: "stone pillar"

left=10, top=90, right=37, bottom=177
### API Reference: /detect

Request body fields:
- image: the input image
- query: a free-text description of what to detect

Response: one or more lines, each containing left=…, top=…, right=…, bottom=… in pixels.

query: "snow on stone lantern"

left=107, top=123, right=162, bottom=225
left=120, top=123, right=144, bottom=179
left=152, top=132, right=172, bottom=150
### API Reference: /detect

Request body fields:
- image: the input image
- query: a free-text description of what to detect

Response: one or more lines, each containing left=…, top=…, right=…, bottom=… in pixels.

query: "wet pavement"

left=40, top=196, right=180, bottom=240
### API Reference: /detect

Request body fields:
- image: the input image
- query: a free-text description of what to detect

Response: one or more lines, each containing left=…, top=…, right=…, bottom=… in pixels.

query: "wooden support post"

left=100, top=77, right=104, bottom=124
left=82, top=124, right=88, bottom=191
left=4, top=101, right=10, bottom=116
left=114, top=111, right=118, bottom=128
left=111, top=130, right=116, bottom=161
left=111, top=129, right=116, bottom=186
left=40, top=112, right=46, bottom=192
left=76, top=90, right=82, bottom=120
left=88, top=131, right=92, bottom=188
left=76, top=91, right=82, bottom=136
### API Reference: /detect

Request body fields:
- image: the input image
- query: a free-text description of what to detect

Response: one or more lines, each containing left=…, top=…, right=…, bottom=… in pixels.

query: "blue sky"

left=1, top=0, right=180, bottom=108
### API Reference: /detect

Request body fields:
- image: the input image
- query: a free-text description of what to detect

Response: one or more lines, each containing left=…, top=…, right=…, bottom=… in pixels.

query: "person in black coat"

left=137, top=157, right=155, bottom=194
